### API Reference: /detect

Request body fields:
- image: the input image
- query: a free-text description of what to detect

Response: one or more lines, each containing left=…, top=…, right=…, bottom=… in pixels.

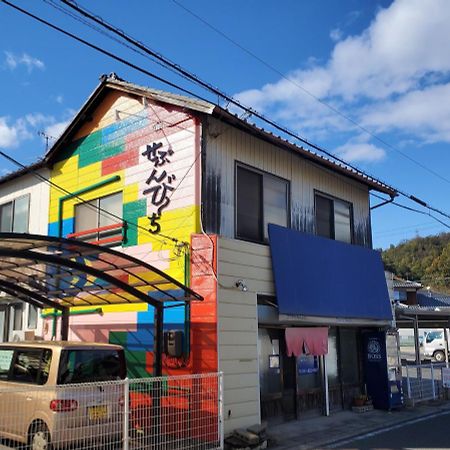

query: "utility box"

left=164, top=330, right=184, bottom=357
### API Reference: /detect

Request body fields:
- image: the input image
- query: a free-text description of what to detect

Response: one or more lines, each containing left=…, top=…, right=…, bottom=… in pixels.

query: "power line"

left=171, top=0, right=450, bottom=187
left=53, top=0, right=450, bottom=222
left=3, top=0, right=450, bottom=224
left=0, top=148, right=188, bottom=248
left=374, top=222, right=441, bottom=237
left=55, top=0, right=397, bottom=189
left=370, top=193, right=450, bottom=230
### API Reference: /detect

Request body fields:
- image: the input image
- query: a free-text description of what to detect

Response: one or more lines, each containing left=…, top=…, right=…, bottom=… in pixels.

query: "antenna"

left=37, top=131, right=56, bottom=151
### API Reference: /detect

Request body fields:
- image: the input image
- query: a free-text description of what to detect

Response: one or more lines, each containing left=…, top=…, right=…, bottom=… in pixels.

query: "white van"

left=423, top=330, right=448, bottom=362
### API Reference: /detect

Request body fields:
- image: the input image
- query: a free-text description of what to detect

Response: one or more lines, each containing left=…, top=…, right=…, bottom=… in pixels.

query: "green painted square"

left=123, top=199, right=147, bottom=247
left=125, top=350, right=151, bottom=378
left=109, top=331, right=127, bottom=346
left=78, top=141, right=124, bottom=168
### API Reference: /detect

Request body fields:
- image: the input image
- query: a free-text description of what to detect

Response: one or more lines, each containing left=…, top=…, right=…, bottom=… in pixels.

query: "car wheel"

left=28, top=423, right=51, bottom=450
left=434, top=350, right=445, bottom=363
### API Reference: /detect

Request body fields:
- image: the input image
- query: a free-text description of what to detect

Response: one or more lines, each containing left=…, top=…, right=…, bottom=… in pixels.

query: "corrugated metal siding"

left=203, top=117, right=372, bottom=247
left=218, top=237, right=272, bottom=433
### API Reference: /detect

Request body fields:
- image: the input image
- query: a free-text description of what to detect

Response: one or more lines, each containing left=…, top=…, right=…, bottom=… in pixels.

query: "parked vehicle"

left=0, top=341, right=127, bottom=449
left=423, top=330, right=448, bottom=362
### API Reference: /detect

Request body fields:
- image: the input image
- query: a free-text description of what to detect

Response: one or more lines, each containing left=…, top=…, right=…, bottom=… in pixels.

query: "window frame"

left=314, top=190, right=354, bottom=244
left=27, top=304, right=39, bottom=330
left=3, top=347, right=52, bottom=385
left=73, top=191, right=123, bottom=244
left=0, top=194, right=30, bottom=233
left=12, top=303, right=23, bottom=331
left=235, top=161, right=291, bottom=244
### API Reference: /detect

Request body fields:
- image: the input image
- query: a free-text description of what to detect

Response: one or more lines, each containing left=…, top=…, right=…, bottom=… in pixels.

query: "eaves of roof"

left=393, top=279, right=423, bottom=290
left=2, top=75, right=398, bottom=197
left=0, top=160, right=46, bottom=188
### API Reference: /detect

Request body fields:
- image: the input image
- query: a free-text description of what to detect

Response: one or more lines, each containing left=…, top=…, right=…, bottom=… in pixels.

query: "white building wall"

left=0, top=170, right=50, bottom=235
left=0, top=169, right=50, bottom=341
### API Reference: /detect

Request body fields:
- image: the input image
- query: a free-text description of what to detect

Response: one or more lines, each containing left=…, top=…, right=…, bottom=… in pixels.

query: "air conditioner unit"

left=12, top=333, right=22, bottom=342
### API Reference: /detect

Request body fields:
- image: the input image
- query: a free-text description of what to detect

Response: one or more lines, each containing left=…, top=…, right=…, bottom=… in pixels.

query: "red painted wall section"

left=160, top=234, right=218, bottom=376
left=189, top=234, right=218, bottom=374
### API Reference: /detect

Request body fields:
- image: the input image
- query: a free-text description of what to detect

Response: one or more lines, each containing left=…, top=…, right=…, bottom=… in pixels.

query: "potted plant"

left=353, top=394, right=368, bottom=407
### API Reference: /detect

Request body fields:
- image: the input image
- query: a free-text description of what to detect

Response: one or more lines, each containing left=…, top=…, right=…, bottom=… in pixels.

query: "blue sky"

left=0, top=0, right=449, bottom=249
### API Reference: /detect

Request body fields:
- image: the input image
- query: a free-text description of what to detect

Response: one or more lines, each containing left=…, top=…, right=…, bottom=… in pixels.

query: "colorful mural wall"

left=46, top=90, right=217, bottom=377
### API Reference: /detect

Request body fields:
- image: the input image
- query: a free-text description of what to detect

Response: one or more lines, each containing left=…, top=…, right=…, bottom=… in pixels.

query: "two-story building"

left=0, top=164, right=49, bottom=342
left=0, top=74, right=396, bottom=432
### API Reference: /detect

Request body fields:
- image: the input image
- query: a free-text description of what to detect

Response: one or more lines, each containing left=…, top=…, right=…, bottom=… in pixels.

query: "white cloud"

left=4, top=51, right=45, bottom=72
left=0, top=117, right=32, bottom=148
left=330, top=28, right=343, bottom=42
left=0, top=111, right=72, bottom=149
left=55, top=95, right=64, bottom=104
left=335, top=141, right=386, bottom=163
left=234, top=0, right=450, bottom=157
left=361, top=83, right=450, bottom=143
left=45, top=120, right=69, bottom=140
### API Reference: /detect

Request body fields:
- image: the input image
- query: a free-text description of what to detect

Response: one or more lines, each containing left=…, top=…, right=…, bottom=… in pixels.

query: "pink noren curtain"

left=285, top=327, right=328, bottom=356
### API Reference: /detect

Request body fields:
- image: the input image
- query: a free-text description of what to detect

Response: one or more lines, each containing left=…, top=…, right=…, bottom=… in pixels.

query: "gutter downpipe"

left=52, top=174, right=121, bottom=338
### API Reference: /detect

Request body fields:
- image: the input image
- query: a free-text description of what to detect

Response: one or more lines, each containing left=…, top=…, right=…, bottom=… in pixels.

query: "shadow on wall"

left=69, top=321, right=218, bottom=378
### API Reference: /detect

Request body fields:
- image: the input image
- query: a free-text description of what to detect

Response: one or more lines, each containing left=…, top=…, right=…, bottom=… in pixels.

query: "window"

left=58, top=349, right=126, bottom=384
left=315, top=193, right=352, bottom=243
left=28, top=305, right=38, bottom=330
left=0, top=195, right=30, bottom=233
left=12, top=303, right=23, bottom=331
left=10, top=349, right=52, bottom=384
left=0, top=349, right=14, bottom=380
left=74, top=192, right=122, bottom=242
left=236, top=165, right=289, bottom=242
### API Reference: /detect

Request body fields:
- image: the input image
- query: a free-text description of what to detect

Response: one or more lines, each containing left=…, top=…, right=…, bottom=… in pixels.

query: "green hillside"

left=381, top=233, right=450, bottom=294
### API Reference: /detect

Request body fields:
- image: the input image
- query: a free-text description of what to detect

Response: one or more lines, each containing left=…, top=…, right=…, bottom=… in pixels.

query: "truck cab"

left=423, top=331, right=448, bottom=363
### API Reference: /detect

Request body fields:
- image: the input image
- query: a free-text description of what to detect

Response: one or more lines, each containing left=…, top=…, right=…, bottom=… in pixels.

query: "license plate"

left=88, top=405, right=108, bottom=421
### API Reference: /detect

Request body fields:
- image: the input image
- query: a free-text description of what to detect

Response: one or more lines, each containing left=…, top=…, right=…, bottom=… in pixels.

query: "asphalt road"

left=333, top=411, right=450, bottom=449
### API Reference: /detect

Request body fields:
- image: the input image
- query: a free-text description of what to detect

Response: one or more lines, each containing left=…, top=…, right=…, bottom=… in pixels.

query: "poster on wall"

left=298, top=354, right=319, bottom=374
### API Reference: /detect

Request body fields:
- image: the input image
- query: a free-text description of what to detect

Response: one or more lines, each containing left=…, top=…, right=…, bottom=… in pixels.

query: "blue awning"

left=268, top=224, right=392, bottom=321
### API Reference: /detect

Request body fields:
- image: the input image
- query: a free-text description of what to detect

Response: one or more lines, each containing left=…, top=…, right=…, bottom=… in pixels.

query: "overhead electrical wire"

left=52, top=0, right=450, bottom=222
left=171, top=0, right=450, bottom=187
left=1, top=0, right=449, bottom=227
left=0, top=148, right=186, bottom=248
left=52, top=0, right=399, bottom=190
left=370, top=193, right=450, bottom=230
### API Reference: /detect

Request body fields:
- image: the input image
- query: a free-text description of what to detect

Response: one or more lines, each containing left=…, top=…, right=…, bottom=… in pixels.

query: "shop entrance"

left=259, top=326, right=364, bottom=422
left=259, top=328, right=295, bottom=422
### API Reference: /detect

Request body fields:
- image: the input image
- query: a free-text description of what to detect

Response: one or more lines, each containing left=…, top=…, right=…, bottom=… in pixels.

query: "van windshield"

left=58, top=349, right=125, bottom=384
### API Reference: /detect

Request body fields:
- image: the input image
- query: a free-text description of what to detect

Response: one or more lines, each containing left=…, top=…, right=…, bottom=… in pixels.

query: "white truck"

left=423, top=330, right=448, bottom=363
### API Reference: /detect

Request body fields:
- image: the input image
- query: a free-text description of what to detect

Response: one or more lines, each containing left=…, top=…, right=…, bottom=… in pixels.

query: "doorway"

left=259, top=328, right=297, bottom=422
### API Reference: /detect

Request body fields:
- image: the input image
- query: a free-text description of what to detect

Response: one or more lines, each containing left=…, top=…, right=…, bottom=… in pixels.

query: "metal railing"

left=0, top=372, right=224, bottom=450
left=402, top=363, right=446, bottom=405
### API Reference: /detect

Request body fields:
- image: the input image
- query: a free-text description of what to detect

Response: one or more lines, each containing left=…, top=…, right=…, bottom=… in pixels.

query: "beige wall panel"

left=220, top=359, right=258, bottom=375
